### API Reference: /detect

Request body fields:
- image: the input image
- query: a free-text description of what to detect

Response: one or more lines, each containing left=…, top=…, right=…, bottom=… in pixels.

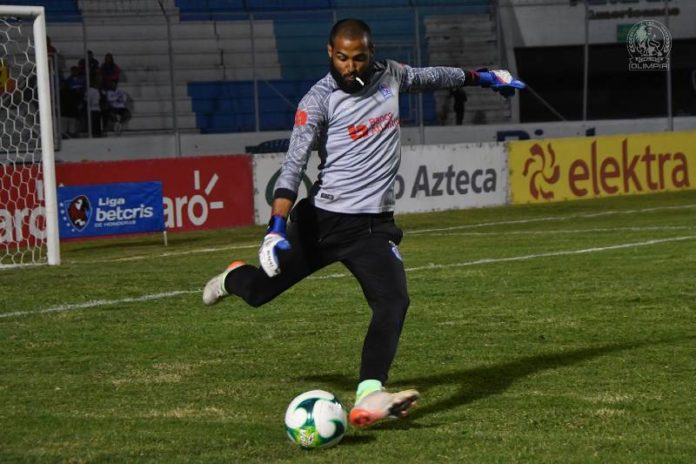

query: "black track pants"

left=225, top=199, right=409, bottom=384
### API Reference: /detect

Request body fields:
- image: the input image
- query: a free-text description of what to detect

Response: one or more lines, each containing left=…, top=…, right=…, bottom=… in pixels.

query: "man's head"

left=327, top=19, right=374, bottom=94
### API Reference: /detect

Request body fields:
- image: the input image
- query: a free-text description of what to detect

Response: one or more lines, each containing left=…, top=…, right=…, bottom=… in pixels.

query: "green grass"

left=1, top=191, right=695, bottom=463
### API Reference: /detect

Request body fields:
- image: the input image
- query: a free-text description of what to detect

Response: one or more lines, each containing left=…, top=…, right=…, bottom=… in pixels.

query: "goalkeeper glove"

left=259, top=215, right=291, bottom=277
left=477, top=69, right=526, bottom=98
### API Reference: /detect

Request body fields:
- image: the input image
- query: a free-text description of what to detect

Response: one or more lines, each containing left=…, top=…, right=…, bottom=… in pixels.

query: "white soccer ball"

left=284, top=389, right=347, bottom=450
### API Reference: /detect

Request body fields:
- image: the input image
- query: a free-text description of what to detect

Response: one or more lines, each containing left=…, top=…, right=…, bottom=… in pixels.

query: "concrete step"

left=131, top=98, right=193, bottom=114
left=116, top=66, right=281, bottom=83
left=119, top=83, right=190, bottom=99
left=126, top=112, right=197, bottom=131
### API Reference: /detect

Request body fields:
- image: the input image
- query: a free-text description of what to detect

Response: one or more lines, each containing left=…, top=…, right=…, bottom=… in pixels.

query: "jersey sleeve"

left=393, top=60, right=471, bottom=92
left=273, top=86, right=328, bottom=202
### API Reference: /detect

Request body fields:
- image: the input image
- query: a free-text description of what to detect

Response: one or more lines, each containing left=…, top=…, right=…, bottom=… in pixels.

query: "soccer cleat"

left=202, top=261, right=245, bottom=305
left=348, top=388, right=420, bottom=428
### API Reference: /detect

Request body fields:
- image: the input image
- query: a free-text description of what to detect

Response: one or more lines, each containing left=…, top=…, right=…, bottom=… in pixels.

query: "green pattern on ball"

left=285, top=395, right=346, bottom=450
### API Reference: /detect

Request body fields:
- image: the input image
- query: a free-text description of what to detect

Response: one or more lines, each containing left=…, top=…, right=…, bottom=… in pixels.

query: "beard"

left=330, top=60, right=375, bottom=94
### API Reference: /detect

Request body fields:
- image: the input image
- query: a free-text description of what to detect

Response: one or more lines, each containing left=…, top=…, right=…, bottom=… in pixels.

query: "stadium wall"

left=4, top=130, right=689, bottom=247
left=54, top=116, right=696, bottom=162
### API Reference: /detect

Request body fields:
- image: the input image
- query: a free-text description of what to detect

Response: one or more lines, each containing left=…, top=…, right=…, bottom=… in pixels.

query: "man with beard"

left=203, top=18, right=525, bottom=428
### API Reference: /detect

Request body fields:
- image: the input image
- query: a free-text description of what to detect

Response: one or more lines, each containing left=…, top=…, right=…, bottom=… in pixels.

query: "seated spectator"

left=100, top=53, right=121, bottom=89
left=103, top=80, right=131, bottom=135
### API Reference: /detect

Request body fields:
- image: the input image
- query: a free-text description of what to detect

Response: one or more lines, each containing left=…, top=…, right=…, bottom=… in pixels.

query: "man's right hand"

left=259, top=215, right=291, bottom=277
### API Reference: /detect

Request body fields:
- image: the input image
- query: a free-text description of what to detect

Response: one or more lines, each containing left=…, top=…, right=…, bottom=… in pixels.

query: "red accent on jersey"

left=294, top=109, right=308, bottom=126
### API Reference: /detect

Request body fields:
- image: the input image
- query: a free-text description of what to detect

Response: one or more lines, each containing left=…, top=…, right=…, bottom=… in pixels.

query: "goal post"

left=0, top=5, right=60, bottom=266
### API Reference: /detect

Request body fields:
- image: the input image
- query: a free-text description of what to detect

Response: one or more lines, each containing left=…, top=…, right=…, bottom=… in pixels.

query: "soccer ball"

left=284, top=389, right=347, bottom=449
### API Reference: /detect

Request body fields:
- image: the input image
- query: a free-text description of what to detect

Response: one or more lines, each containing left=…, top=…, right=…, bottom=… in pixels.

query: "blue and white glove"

left=478, top=69, right=526, bottom=98
left=259, top=215, right=291, bottom=277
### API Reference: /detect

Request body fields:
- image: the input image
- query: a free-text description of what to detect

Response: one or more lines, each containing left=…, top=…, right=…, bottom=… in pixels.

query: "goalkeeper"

left=203, top=18, right=524, bottom=428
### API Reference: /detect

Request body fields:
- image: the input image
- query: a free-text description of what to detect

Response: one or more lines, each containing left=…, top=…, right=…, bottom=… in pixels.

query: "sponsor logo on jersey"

left=347, top=112, right=399, bottom=141
left=348, top=124, right=369, bottom=141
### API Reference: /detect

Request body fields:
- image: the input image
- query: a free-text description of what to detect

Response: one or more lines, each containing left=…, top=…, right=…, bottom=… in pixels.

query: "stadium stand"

left=35, top=1, right=493, bottom=135
left=425, top=13, right=513, bottom=125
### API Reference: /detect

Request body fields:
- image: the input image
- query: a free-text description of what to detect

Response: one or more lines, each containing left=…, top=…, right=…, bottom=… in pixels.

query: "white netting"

left=1, top=15, right=49, bottom=267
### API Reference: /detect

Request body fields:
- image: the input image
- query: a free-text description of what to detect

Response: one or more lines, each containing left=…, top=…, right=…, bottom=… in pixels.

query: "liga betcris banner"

left=508, top=131, right=696, bottom=204
left=58, top=182, right=164, bottom=239
left=56, top=155, right=253, bottom=232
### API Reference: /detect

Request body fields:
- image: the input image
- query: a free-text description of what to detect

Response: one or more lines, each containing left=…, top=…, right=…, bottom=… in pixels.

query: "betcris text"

left=95, top=197, right=154, bottom=221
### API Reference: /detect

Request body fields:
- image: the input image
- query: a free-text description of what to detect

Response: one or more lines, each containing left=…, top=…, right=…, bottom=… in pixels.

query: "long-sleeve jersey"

left=274, top=59, right=471, bottom=214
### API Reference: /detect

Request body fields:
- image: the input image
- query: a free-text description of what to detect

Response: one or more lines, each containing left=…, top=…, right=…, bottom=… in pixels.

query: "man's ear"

left=327, top=44, right=333, bottom=59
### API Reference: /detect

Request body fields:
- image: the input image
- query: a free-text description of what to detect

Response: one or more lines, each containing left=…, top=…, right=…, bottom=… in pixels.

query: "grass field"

left=1, top=191, right=695, bottom=463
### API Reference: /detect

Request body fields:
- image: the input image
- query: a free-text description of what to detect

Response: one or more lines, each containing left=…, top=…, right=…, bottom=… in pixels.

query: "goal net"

left=0, top=6, right=60, bottom=267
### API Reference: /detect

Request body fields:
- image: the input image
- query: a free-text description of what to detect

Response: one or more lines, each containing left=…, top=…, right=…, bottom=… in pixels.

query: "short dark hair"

left=329, top=18, right=373, bottom=48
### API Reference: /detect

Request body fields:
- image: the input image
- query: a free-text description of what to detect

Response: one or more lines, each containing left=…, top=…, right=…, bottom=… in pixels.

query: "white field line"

left=311, top=235, right=696, bottom=279
left=427, top=225, right=696, bottom=237
left=65, top=243, right=258, bottom=264
left=3, top=234, right=695, bottom=319
left=63, top=204, right=696, bottom=265
left=406, top=204, right=696, bottom=235
left=0, top=290, right=198, bottom=319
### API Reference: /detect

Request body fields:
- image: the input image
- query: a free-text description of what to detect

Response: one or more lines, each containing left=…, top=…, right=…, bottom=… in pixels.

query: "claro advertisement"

left=56, top=155, right=254, bottom=232
left=508, top=131, right=696, bottom=204
left=252, top=142, right=508, bottom=224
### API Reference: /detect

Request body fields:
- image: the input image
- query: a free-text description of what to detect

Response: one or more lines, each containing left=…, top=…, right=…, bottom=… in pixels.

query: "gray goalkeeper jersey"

left=275, top=60, right=470, bottom=214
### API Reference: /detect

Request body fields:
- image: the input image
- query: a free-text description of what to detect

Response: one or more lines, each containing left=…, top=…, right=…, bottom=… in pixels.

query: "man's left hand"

left=259, top=215, right=291, bottom=277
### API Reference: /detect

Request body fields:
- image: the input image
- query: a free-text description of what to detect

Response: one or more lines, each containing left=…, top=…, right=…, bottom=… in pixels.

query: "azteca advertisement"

left=252, top=143, right=507, bottom=224
left=508, top=131, right=696, bottom=204
left=56, top=155, right=254, bottom=232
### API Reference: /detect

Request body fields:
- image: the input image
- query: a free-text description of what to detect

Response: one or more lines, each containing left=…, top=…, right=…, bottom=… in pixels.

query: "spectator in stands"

left=103, top=80, right=131, bottom=135
left=84, top=77, right=103, bottom=137
left=65, top=65, right=85, bottom=94
left=450, top=87, right=467, bottom=125
left=63, top=65, right=85, bottom=137
left=46, top=36, right=62, bottom=78
left=100, top=53, right=121, bottom=90
left=78, top=50, right=99, bottom=82
left=59, top=78, right=80, bottom=138
left=46, top=36, right=57, bottom=58
left=202, top=18, right=525, bottom=430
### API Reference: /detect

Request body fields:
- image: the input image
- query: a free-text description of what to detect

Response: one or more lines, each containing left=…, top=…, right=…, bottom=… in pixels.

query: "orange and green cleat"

left=349, top=389, right=420, bottom=428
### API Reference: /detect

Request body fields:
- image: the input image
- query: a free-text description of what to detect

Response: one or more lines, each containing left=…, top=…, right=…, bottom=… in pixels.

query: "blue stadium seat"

left=189, top=79, right=438, bottom=133
left=247, top=0, right=331, bottom=11
left=189, top=80, right=317, bottom=132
